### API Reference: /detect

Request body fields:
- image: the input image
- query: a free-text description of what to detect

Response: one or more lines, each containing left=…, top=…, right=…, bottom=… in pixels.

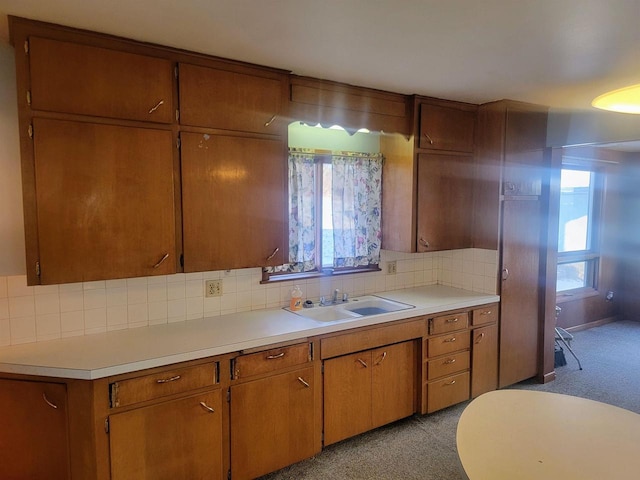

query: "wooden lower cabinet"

left=0, top=379, right=70, bottom=480
left=471, top=324, right=499, bottom=398
left=109, top=389, right=224, bottom=480
left=230, top=365, right=320, bottom=480
left=324, top=341, right=417, bottom=445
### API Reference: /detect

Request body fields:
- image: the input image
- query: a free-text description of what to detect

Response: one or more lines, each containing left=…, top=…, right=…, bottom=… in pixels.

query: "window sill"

left=261, top=266, right=381, bottom=284
left=556, top=289, right=599, bottom=304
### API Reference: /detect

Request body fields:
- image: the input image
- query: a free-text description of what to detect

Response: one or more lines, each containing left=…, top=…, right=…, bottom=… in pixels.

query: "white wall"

left=0, top=42, right=26, bottom=276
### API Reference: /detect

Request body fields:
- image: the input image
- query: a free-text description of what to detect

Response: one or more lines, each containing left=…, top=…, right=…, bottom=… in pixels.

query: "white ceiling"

left=0, top=0, right=639, bottom=113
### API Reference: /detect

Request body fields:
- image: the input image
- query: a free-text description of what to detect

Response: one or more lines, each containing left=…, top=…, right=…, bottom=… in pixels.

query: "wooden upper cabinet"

left=33, top=118, right=177, bottom=284
left=416, top=153, right=474, bottom=251
left=181, top=132, right=286, bottom=271
left=419, top=102, right=476, bottom=152
left=178, top=63, right=284, bottom=134
left=28, top=36, right=174, bottom=123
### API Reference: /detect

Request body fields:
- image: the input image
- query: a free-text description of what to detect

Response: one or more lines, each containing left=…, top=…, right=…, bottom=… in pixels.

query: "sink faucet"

left=319, top=289, right=348, bottom=306
left=332, top=289, right=340, bottom=303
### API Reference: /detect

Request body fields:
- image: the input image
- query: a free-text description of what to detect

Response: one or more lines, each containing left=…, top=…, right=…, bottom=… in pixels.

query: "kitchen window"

left=556, top=167, right=602, bottom=294
left=264, top=148, right=383, bottom=280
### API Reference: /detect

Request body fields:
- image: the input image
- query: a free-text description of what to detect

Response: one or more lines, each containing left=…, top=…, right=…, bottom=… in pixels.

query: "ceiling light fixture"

left=592, top=83, right=640, bottom=114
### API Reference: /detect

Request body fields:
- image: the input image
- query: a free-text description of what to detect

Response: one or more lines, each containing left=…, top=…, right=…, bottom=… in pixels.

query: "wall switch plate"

left=387, top=261, right=397, bottom=275
left=205, top=279, right=223, bottom=297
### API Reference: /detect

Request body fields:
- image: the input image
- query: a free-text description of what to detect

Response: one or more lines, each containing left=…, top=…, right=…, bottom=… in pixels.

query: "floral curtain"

left=287, top=149, right=317, bottom=272
left=331, top=153, right=383, bottom=268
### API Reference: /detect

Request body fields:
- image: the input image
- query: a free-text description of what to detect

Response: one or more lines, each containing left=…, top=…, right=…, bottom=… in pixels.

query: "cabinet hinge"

left=227, top=469, right=231, bottom=480
left=24, top=39, right=29, bottom=54
left=104, top=417, right=110, bottom=434
left=35, top=261, right=40, bottom=277
left=176, top=136, right=181, bottom=149
left=175, top=109, right=180, bottom=122
left=28, top=124, right=33, bottom=139
left=26, top=90, right=31, bottom=106
left=174, top=65, right=178, bottom=78
left=109, top=382, right=120, bottom=408
left=226, top=388, right=231, bottom=403
left=179, top=253, right=184, bottom=268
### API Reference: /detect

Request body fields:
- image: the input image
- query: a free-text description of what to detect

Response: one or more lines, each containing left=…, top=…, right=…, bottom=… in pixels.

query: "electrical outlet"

left=387, top=261, right=397, bottom=275
left=205, top=279, right=223, bottom=297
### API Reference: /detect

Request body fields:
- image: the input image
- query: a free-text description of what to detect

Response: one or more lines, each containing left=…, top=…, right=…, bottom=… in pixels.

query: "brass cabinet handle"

left=423, top=132, right=434, bottom=145
left=475, top=332, right=486, bottom=344
left=445, top=317, right=459, bottom=324
left=266, top=352, right=285, bottom=360
left=444, top=358, right=456, bottom=364
left=156, top=375, right=181, bottom=384
left=148, top=99, right=165, bottom=114
left=419, top=238, right=430, bottom=248
left=153, top=253, right=169, bottom=269
left=443, top=337, right=456, bottom=343
left=297, top=377, right=310, bottom=388
left=199, top=401, right=215, bottom=413
left=43, top=393, right=58, bottom=409
left=374, top=351, right=387, bottom=365
left=357, top=358, right=368, bottom=368
left=502, top=268, right=510, bottom=280
left=444, top=380, right=456, bottom=386
left=266, top=247, right=279, bottom=261
left=480, top=310, right=492, bottom=315
left=264, top=114, right=277, bottom=127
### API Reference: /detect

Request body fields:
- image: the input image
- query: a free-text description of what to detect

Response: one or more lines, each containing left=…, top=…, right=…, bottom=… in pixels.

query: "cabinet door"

left=419, top=103, right=475, bottom=152
left=29, top=37, right=174, bottom=123
left=109, top=390, right=223, bottom=480
left=416, top=153, right=474, bottom=251
left=323, top=351, right=372, bottom=445
left=503, top=150, right=544, bottom=196
left=230, top=366, right=318, bottom=480
left=0, top=379, right=69, bottom=480
left=179, top=63, right=283, bottom=134
left=33, top=118, right=176, bottom=283
left=499, top=199, right=541, bottom=387
left=181, top=132, right=285, bottom=271
left=471, top=324, right=498, bottom=398
left=371, top=341, right=416, bottom=428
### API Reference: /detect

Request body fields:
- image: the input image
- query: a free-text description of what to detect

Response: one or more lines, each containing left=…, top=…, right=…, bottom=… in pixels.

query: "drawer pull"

left=443, top=337, right=457, bottom=343
left=199, top=401, right=215, bottom=413
left=264, top=114, right=277, bottom=127
left=419, top=237, right=430, bottom=248
left=42, top=393, right=58, bottom=409
left=480, top=310, right=492, bottom=315
left=444, top=380, right=457, bottom=386
left=444, top=358, right=456, bottom=364
left=445, top=317, right=459, bottom=324
left=148, top=99, right=165, bottom=114
left=297, top=377, right=310, bottom=388
left=375, top=351, right=387, bottom=365
left=475, top=332, right=486, bottom=344
left=357, top=358, right=368, bottom=368
left=266, top=352, right=285, bottom=360
left=423, top=132, right=434, bottom=145
left=153, top=253, right=170, bottom=269
left=156, top=375, right=181, bottom=384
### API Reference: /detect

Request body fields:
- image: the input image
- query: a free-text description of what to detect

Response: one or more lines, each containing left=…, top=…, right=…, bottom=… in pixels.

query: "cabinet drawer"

left=429, top=312, right=469, bottom=335
left=427, top=331, right=470, bottom=358
left=472, top=304, right=498, bottom=326
left=425, top=371, right=470, bottom=413
left=427, top=350, right=470, bottom=380
left=233, top=343, right=310, bottom=379
left=110, top=363, right=217, bottom=408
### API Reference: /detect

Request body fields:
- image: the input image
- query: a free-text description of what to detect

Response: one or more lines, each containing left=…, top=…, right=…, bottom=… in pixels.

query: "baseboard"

left=565, top=316, right=618, bottom=333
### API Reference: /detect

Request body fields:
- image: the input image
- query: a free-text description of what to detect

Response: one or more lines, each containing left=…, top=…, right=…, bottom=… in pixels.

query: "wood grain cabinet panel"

left=32, top=118, right=176, bottom=284
left=419, top=103, right=475, bottom=152
left=416, top=153, right=474, bottom=251
left=230, top=366, right=319, bottom=480
left=324, top=341, right=417, bottom=445
left=232, top=343, right=310, bottom=379
left=181, top=132, right=286, bottom=271
left=29, top=36, right=174, bottom=123
left=179, top=63, right=284, bottom=134
left=109, top=390, right=224, bottom=480
left=0, top=379, right=70, bottom=480
left=471, top=324, right=499, bottom=398
left=425, top=371, right=470, bottom=413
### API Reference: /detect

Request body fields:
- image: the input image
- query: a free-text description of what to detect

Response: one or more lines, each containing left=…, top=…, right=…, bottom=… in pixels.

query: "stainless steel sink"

left=287, top=295, right=414, bottom=322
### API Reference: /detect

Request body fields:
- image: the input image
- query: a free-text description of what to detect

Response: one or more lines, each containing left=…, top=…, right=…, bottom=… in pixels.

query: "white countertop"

left=0, top=285, right=498, bottom=380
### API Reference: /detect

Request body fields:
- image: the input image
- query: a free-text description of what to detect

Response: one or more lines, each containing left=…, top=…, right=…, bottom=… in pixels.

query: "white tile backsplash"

left=0, top=248, right=498, bottom=346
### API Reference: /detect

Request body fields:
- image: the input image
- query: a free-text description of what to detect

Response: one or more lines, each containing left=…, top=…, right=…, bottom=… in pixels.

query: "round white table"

left=457, top=389, right=640, bottom=480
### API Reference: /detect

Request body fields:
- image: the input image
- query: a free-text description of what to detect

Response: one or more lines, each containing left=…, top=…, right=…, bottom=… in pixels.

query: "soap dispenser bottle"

left=290, top=285, right=303, bottom=311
